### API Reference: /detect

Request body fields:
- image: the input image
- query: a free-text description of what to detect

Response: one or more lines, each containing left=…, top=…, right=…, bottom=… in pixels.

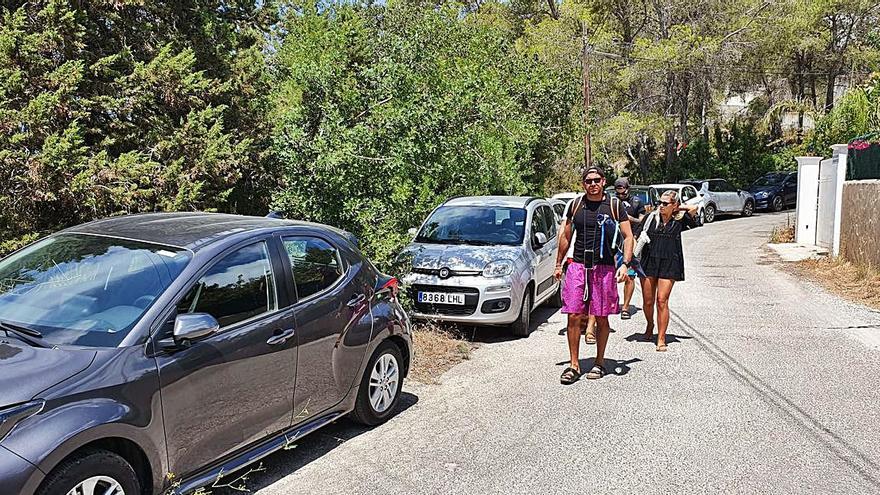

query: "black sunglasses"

left=659, top=200, right=673, bottom=206
left=584, top=178, right=603, bottom=185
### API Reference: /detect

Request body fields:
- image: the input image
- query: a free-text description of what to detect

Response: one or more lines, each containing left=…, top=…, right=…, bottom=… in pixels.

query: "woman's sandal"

left=656, top=343, right=668, bottom=352
left=585, top=333, right=597, bottom=345
left=560, top=367, right=581, bottom=385
left=585, top=365, right=606, bottom=380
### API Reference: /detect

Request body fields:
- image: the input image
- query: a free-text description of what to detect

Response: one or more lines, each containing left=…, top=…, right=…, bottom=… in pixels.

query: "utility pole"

left=581, top=21, right=592, bottom=169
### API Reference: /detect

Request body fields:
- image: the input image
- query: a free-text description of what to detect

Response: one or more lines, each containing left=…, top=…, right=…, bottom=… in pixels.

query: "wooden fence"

left=840, top=180, right=880, bottom=267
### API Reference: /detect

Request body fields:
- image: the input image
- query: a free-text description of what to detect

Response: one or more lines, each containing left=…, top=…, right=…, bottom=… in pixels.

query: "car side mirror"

left=175, top=313, right=219, bottom=342
left=407, top=227, right=418, bottom=237
left=534, top=232, right=548, bottom=247
left=160, top=313, right=219, bottom=351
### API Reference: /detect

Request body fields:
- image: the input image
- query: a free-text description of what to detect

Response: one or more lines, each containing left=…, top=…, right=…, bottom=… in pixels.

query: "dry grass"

left=768, top=213, right=796, bottom=244
left=769, top=224, right=795, bottom=243
left=793, top=257, right=880, bottom=311
left=410, top=323, right=476, bottom=384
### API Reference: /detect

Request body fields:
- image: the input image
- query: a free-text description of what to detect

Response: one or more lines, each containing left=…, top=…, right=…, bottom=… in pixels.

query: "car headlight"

left=0, top=400, right=44, bottom=442
left=483, top=260, right=514, bottom=278
left=756, top=191, right=768, bottom=198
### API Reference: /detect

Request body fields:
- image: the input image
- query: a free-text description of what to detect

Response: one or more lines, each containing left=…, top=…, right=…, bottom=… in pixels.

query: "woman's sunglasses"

left=658, top=201, right=673, bottom=206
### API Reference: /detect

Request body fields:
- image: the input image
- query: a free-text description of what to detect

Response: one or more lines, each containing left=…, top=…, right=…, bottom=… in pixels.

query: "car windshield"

left=416, top=206, right=526, bottom=246
left=0, top=234, right=191, bottom=347
left=752, top=174, right=787, bottom=187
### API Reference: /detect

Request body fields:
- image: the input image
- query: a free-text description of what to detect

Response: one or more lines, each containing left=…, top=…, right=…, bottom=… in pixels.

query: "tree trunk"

left=546, top=0, right=559, bottom=20
left=825, top=70, right=837, bottom=111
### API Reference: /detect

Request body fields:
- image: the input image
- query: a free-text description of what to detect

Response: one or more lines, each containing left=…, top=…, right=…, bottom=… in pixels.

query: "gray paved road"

left=221, top=212, right=880, bottom=495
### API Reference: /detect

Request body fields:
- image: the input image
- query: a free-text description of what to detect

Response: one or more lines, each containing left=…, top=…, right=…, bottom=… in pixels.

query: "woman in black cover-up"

left=640, top=190, right=698, bottom=351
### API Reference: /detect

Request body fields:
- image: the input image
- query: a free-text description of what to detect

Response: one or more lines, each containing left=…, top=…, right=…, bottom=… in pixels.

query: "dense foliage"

left=1, top=0, right=878, bottom=264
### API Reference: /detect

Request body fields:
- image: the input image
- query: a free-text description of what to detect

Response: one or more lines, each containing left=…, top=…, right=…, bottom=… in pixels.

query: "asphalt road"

left=220, top=211, right=880, bottom=495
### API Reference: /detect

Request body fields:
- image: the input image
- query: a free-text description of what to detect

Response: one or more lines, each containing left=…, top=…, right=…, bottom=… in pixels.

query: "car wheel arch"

left=37, top=436, right=156, bottom=495
left=385, top=335, right=411, bottom=378
left=21, top=413, right=166, bottom=495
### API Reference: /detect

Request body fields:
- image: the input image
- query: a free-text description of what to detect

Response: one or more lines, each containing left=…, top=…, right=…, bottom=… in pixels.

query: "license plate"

left=417, top=291, right=465, bottom=305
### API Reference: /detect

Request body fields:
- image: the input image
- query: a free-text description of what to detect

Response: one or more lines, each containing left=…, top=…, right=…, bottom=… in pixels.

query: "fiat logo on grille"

left=438, top=267, right=451, bottom=279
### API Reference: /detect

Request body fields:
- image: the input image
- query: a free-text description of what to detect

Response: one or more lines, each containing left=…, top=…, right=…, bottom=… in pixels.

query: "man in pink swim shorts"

left=554, top=166, right=634, bottom=384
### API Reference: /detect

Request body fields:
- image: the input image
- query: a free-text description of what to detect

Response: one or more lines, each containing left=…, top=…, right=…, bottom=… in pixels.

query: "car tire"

left=511, top=290, right=532, bottom=338
left=742, top=200, right=754, bottom=217
left=37, top=449, right=140, bottom=495
left=703, top=204, right=716, bottom=223
left=351, top=341, right=404, bottom=426
left=771, top=195, right=784, bottom=212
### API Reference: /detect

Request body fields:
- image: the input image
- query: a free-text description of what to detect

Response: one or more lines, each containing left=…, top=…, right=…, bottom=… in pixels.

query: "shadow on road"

left=211, top=392, right=420, bottom=494
left=432, top=306, right=557, bottom=344
left=553, top=357, right=644, bottom=377
left=623, top=332, right=694, bottom=345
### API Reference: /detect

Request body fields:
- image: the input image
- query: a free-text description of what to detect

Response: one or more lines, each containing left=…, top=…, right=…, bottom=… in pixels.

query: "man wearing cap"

left=554, top=166, right=634, bottom=383
left=613, top=178, right=647, bottom=319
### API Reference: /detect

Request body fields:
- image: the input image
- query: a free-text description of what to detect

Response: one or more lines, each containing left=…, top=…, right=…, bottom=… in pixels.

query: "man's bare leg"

left=622, top=276, right=635, bottom=315
left=595, top=316, right=611, bottom=367
left=566, top=314, right=586, bottom=370
left=585, top=314, right=596, bottom=344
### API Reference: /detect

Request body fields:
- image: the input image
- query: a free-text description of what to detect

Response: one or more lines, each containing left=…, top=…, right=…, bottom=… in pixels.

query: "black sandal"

left=560, top=367, right=581, bottom=385
left=585, top=365, right=606, bottom=380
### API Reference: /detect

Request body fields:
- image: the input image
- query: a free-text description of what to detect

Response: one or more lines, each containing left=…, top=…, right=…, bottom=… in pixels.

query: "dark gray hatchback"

left=0, top=213, right=411, bottom=495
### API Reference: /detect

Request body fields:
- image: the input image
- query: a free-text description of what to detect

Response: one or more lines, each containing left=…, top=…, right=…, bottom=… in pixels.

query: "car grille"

left=411, top=267, right=482, bottom=277
left=410, top=284, right=480, bottom=316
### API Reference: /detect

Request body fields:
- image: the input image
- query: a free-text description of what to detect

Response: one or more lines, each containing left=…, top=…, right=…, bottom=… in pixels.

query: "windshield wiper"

left=0, top=320, right=52, bottom=349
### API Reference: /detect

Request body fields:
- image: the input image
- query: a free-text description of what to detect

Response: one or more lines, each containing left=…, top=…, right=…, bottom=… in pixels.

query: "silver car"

left=682, top=179, right=755, bottom=222
left=397, top=196, right=561, bottom=337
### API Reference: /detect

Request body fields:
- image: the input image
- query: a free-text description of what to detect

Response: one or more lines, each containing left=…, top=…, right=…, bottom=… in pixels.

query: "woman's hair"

left=661, top=190, right=680, bottom=204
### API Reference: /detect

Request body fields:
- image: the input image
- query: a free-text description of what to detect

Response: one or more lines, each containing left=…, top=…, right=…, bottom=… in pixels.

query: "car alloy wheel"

left=743, top=201, right=754, bottom=217
left=704, top=204, right=716, bottom=223
left=368, top=353, right=400, bottom=414
left=67, top=476, right=125, bottom=495
left=772, top=195, right=784, bottom=212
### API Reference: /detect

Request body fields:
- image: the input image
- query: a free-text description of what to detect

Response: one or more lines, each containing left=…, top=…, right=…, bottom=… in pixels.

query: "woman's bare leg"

left=656, top=278, right=675, bottom=347
left=642, top=277, right=657, bottom=338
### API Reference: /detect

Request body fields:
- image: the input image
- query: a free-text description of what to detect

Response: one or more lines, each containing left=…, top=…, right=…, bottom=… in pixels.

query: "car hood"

left=0, top=339, right=97, bottom=406
left=749, top=185, right=779, bottom=194
left=399, top=243, right=522, bottom=271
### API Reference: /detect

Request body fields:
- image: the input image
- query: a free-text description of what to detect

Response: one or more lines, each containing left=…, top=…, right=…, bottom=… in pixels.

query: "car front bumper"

left=754, top=197, right=771, bottom=209
left=402, top=273, right=524, bottom=326
left=0, top=445, right=43, bottom=495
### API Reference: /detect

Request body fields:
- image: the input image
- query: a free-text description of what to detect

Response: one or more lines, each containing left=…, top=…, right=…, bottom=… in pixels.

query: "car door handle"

left=266, top=328, right=295, bottom=346
left=346, top=293, right=366, bottom=308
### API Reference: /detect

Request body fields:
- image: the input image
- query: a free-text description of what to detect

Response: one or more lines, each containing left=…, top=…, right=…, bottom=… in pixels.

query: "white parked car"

left=397, top=196, right=562, bottom=337
left=681, top=179, right=755, bottom=222
left=548, top=198, right=568, bottom=223
left=648, top=183, right=706, bottom=225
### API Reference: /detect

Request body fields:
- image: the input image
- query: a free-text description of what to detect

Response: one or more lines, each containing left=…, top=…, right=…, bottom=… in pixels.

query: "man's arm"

left=554, top=220, right=573, bottom=280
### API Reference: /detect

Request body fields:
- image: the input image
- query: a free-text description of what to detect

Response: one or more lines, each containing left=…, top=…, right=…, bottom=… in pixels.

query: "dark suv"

left=0, top=213, right=411, bottom=495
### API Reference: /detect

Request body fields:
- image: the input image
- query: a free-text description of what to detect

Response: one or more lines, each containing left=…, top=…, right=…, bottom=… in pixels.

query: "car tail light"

left=376, top=275, right=399, bottom=298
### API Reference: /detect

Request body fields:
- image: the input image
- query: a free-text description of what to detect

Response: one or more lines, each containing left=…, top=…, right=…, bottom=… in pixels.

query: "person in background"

left=555, top=167, right=634, bottom=384
left=640, top=190, right=697, bottom=352
left=612, top=178, right=646, bottom=320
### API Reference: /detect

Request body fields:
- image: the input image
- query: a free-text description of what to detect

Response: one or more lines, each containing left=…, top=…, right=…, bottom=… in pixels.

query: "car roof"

left=650, top=183, right=690, bottom=189
left=443, top=196, right=541, bottom=208
left=551, top=192, right=580, bottom=200
left=65, top=212, right=323, bottom=251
